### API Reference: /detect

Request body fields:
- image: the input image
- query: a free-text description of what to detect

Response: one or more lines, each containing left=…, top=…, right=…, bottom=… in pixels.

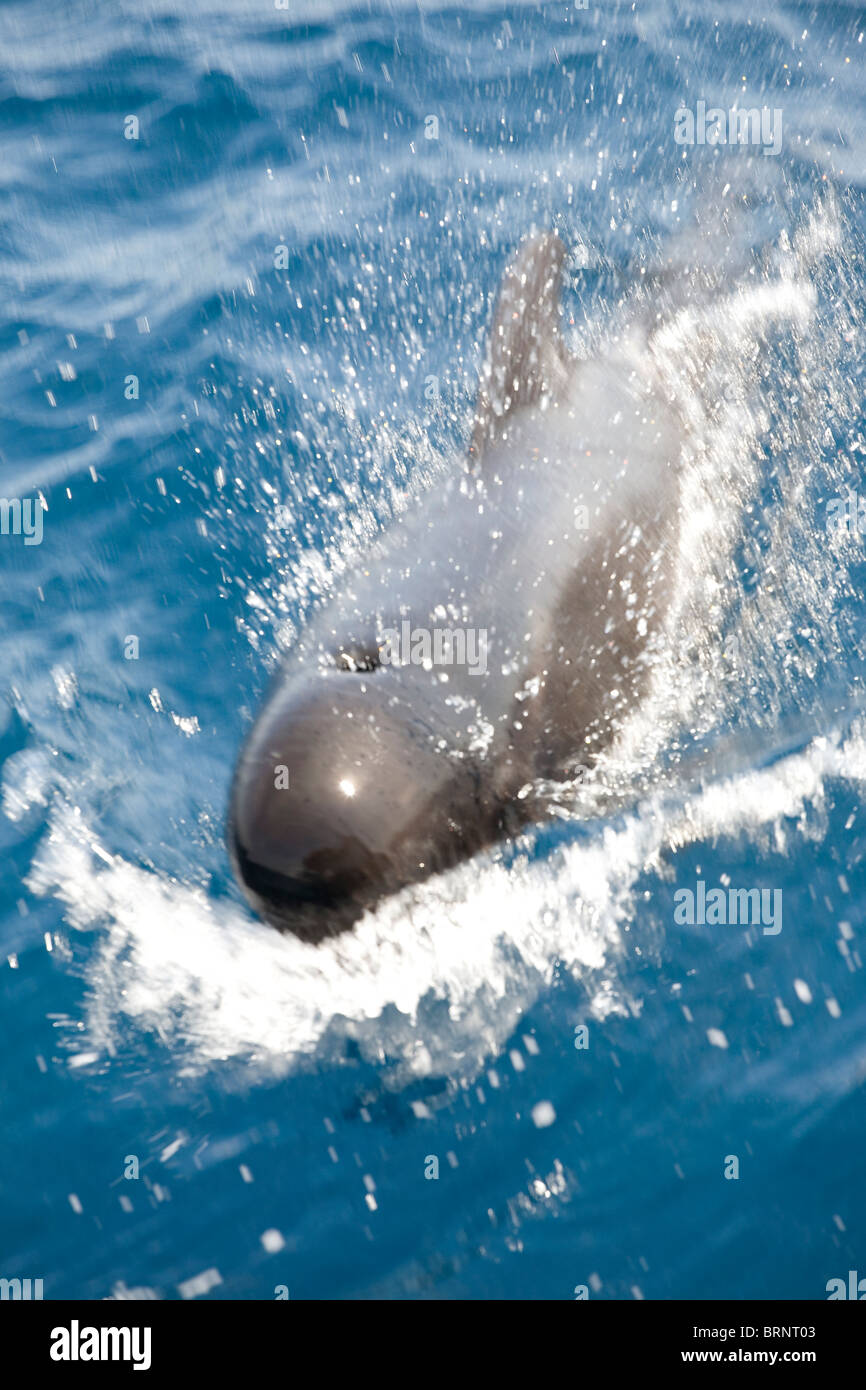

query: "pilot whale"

left=229, top=231, right=688, bottom=941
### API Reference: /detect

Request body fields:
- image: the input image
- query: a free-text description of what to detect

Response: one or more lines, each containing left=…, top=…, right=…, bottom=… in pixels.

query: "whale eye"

left=337, top=643, right=381, bottom=673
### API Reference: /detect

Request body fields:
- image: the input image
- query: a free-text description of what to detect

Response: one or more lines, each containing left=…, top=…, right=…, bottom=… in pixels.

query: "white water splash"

left=23, top=715, right=866, bottom=1085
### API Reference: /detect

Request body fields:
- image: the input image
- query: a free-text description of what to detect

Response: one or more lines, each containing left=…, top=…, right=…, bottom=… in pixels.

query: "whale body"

left=229, top=232, right=687, bottom=941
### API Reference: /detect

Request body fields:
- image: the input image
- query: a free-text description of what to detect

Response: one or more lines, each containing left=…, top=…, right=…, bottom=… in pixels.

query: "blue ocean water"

left=1, top=0, right=865, bottom=1302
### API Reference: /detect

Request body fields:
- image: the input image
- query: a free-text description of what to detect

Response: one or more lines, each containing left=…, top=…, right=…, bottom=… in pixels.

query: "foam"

left=23, top=716, right=866, bottom=1084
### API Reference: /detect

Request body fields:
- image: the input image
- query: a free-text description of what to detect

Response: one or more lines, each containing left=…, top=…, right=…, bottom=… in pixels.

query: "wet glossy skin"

left=228, top=661, right=504, bottom=940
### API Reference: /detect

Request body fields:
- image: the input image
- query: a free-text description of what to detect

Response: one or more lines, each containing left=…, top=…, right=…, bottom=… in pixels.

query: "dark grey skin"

left=229, top=232, right=686, bottom=941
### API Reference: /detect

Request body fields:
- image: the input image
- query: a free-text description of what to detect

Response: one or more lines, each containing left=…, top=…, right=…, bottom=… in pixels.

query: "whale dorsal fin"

left=470, top=231, right=572, bottom=464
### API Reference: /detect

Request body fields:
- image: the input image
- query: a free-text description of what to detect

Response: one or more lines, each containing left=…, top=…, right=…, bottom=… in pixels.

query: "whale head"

left=228, top=657, right=507, bottom=941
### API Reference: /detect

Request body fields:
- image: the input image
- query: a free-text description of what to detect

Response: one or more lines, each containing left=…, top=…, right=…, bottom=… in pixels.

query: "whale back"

left=296, top=233, right=687, bottom=772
